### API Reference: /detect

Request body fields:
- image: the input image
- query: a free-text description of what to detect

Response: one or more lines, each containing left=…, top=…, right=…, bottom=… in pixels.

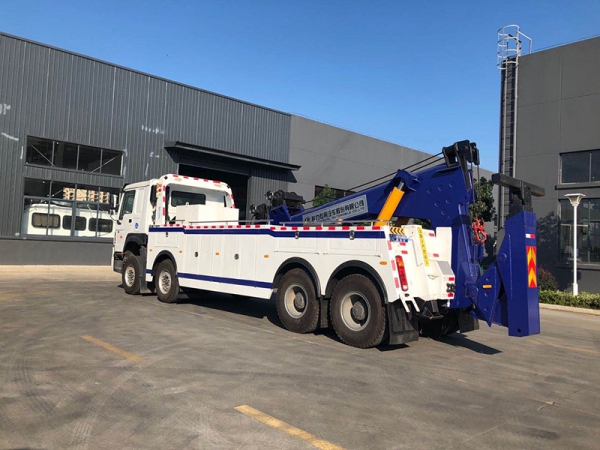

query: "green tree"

left=470, top=177, right=496, bottom=223
left=313, top=184, right=336, bottom=207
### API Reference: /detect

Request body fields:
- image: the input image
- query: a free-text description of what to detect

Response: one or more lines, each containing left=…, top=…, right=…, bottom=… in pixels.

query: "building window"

left=22, top=178, right=120, bottom=239
left=26, top=136, right=123, bottom=175
left=314, top=185, right=355, bottom=201
left=560, top=150, right=600, bottom=184
left=559, top=198, right=600, bottom=264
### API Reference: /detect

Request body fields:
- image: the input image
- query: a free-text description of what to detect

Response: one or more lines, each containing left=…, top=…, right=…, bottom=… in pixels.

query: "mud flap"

left=387, top=301, right=419, bottom=345
left=319, top=297, right=330, bottom=329
left=139, top=246, right=148, bottom=292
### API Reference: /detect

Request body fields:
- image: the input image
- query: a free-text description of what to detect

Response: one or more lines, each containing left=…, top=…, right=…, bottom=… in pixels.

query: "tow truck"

left=112, top=140, right=544, bottom=348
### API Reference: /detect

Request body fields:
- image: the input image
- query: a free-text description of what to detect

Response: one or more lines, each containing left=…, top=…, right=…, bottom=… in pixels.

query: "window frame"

left=31, top=212, right=60, bottom=229
left=558, top=197, right=600, bottom=265
left=25, top=136, right=123, bottom=177
left=119, top=191, right=136, bottom=219
left=560, top=150, right=600, bottom=185
left=22, top=178, right=120, bottom=240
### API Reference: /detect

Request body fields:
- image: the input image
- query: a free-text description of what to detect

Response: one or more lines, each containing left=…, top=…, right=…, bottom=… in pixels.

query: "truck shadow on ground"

left=174, top=290, right=501, bottom=354
left=434, top=333, right=501, bottom=355
left=178, top=290, right=276, bottom=320
left=177, top=290, right=356, bottom=346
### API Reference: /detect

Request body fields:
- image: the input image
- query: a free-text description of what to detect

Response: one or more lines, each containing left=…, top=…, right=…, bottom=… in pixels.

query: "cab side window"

left=119, top=191, right=136, bottom=219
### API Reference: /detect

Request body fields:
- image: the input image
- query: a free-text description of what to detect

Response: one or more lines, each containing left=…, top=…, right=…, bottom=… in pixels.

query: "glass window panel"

left=99, top=187, right=119, bottom=205
left=23, top=199, right=49, bottom=236
left=119, top=191, right=136, bottom=219
left=90, top=218, right=114, bottom=236
left=78, top=145, right=102, bottom=173
left=589, top=198, right=600, bottom=221
left=100, top=149, right=122, bottom=175
left=32, top=213, right=60, bottom=228
left=559, top=223, right=572, bottom=262
left=75, top=202, right=98, bottom=237
left=561, top=152, right=590, bottom=183
left=62, top=215, right=86, bottom=231
left=592, top=150, right=600, bottom=182
left=170, top=191, right=206, bottom=206
left=26, top=137, right=54, bottom=166
left=24, top=178, right=50, bottom=197
left=560, top=199, right=573, bottom=222
left=50, top=181, right=77, bottom=203
left=580, top=224, right=590, bottom=262
left=589, top=223, right=600, bottom=262
left=98, top=204, right=116, bottom=238
left=53, top=141, right=78, bottom=170
left=75, top=184, right=100, bottom=202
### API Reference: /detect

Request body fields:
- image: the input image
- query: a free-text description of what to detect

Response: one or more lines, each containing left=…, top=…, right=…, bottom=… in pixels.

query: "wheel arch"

left=124, top=233, right=147, bottom=255
left=326, top=261, right=388, bottom=304
left=152, top=250, right=177, bottom=276
left=273, top=257, right=321, bottom=296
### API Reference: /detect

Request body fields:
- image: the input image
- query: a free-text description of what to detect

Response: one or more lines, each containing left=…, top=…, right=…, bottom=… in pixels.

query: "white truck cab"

left=112, top=174, right=236, bottom=282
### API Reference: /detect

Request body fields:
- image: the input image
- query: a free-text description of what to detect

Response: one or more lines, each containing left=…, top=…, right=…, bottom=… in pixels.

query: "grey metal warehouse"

left=0, top=32, right=444, bottom=265
left=498, top=28, right=600, bottom=293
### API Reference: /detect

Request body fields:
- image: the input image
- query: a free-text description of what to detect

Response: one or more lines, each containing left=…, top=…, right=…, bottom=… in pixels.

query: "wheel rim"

left=340, top=291, right=371, bottom=331
left=284, top=283, right=307, bottom=318
left=125, top=265, right=135, bottom=287
left=159, top=269, right=171, bottom=295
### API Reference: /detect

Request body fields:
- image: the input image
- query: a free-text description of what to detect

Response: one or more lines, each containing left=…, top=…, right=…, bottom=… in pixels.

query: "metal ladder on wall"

left=497, top=25, right=532, bottom=231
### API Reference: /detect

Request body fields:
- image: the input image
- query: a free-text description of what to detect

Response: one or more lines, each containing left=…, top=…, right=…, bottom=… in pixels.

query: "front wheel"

left=122, top=251, right=141, bottom=295
left=155, top=259, right=180, bottom=303
left=330, top=274, right=387, bottom=348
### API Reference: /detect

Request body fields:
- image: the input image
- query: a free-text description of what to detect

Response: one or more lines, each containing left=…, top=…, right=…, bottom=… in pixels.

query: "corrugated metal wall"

left=248, top=168, right=291, bottom=208
left=0, top=33, right=292, bottom=237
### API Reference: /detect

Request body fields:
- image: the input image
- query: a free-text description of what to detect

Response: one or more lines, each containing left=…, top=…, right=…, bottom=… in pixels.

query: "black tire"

left=122, top=251, right=141, bottom=295
left=419, top=310, right=460, bottom=339
left=330, top=274, right=386, bottom=348
left=276, top=268, right=319, bottom=334
left=155, top=259, right=180, bottom=303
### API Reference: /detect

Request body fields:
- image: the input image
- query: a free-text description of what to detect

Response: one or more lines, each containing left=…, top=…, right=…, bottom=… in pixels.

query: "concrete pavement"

left=0, top=266, right=598, bottom=449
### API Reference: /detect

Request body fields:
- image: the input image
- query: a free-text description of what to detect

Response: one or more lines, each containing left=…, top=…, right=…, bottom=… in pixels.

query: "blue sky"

left=3, top=1, right=600, bottom=170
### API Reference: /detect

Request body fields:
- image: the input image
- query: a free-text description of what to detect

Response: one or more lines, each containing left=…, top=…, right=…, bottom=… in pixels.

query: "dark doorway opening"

left=178, top=165, right=249, bottom=220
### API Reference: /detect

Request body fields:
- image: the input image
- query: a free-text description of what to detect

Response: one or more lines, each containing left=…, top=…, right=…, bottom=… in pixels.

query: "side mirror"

left=111, top=194, right=119, bottom=211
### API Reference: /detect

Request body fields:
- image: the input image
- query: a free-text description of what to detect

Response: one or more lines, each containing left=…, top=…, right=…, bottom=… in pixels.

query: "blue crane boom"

left=257, top=140, right=545, bottom=338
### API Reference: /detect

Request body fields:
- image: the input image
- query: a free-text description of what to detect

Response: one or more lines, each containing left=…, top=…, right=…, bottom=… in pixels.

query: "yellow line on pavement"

left=235, top=405, right=344, bottom=450
left=81, top=335, right=143, bottom=363
left=530, top=339, right=600, bottom=355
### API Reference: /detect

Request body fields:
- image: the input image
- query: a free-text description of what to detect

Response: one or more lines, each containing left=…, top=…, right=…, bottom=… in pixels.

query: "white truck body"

left=112, top=174, right=456, bottom=347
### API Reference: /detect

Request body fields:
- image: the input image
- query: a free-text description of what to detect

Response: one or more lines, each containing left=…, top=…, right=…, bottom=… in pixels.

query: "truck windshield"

left=170, top=191, right=206, bottom=206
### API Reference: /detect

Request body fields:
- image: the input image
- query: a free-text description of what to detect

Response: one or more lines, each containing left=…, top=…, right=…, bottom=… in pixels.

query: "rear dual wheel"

left=330, top=274, right=387, bottom=348
left=276, top=269, right=320, bottom=334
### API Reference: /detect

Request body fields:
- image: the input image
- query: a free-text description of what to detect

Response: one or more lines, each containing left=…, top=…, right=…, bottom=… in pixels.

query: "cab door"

left=114, top=189, right=140, bottom=250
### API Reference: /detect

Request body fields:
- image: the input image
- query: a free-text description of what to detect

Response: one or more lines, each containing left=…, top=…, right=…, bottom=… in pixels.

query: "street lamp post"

left=565, top=193, right=585, bottom=296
